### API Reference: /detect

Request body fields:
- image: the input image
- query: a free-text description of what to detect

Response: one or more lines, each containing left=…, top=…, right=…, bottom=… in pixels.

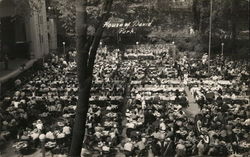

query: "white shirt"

left=36, top=123, right=43, bottom=130
left=142, top=100, right=146, bottom=110
left=109, top=132, right=116, bottom=139
left=57, top=133, right=65, bottom=139
left=160, top=122, right=166, bottom=131
left=63, top=126, right=71, bottom=135
left=95, top=132, right=102, bottom=138
left=124, top=142, right=133, bottom=152
left=102, top=145, right=110, bottom=151
left=137, top=141, right=145, bottom=150
left=136, top=94, right=142, bottom=100
left=46, top=131, right=55, bottom=140
left=243, top=119, right=250, bottom=126
left=13, top=101, right=19, bottom=108
left=31, top=132, right=39, bottom=140
left=126, top=122, right=135, bottom=129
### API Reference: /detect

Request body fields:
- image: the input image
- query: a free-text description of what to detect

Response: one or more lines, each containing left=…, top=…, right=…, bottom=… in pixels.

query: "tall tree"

left=69, top=0, right=113, bottom=156
left=230, top=0, right=238, bottom=53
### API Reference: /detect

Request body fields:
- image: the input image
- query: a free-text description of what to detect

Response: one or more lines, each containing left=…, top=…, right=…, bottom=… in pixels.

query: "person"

left=0, top=110, right=3, bottom=131
left=2, top=45, right=9, bottom=70
left=175, top=140, right=186, bottom=157
left=136, top=138, right=146, bottom=156
left=197, top=140, right=205, bottom=156
left=177, top=65, right=184, bottom=80
left=162, top=138, right=175, bottom=157
left=0, top=111, right=7, bottom=146
left=148, top=145, right=154, bottom=157
left=65, top=51, right=70, bottom=63
left=124, top=138, right=134, bottom=157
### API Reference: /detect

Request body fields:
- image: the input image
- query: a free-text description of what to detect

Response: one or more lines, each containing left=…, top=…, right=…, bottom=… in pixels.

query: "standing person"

left=65, top=51, right=70, bottom=63
left=175, top=140, right=186, bottom=157
left=176, top=64, right=183, bottom=80
left=0, top=109, right=3, bottom=132
left=197, top=139, right=205, bottom=156
left=124, top=138, right=134, bottom=157
left=162, top=138, right=175, bottom=157
left=0, top=109, right=6, bottom=151
left=136, top=137, right=147, bottom=157
left=148, top=145, right=154, bottom=157
left=2, top=45, right=9, bottom=70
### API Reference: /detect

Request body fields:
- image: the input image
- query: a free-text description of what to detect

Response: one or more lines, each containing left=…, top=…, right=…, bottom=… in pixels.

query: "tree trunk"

left=69, top=0, right=89, bottom=156
left=192, top=0, right=199, bottom=30
left=199, top=0, right=206, bottom=34
left=198, top=11, right=202, bottom=33
left=231, top=0, right=237, bottom=53
left=69, top=0, right=113, bottom=156
left=69, top=78, right=92, bottom=156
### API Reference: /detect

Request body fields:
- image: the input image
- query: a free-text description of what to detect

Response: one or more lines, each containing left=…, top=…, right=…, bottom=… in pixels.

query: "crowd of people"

left=118, top=45, right=249, bottom=157
left=82, top=48, right=127, bottom=156
left=0, top=43, right=249, bottom=157
left=0, top=53, right=78, bottom=155
left=121, top=50, right=190, bottom=157
left=186, top=54, right=250, bottom=156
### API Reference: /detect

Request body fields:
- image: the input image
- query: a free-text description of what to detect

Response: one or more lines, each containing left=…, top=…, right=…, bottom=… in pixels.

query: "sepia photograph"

left=0, top=0, right=249, bottom=156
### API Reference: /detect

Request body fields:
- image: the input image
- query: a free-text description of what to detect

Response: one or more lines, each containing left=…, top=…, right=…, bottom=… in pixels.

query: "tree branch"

left=87, top=0, right=113, bottom=77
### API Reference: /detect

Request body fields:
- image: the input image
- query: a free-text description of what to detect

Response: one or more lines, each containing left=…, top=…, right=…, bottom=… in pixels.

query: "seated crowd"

left=0, top=48, right=127, bottom=156
left=0, top=43, right=249, bottom=157
left=1, top=53, right=78, bottom=155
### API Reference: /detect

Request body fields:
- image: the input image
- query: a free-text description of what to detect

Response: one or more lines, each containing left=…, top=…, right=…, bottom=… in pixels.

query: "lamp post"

left=99, top=41, right=103, bottom=59
left=100, top=41, right=103, bottom=48
left=172, top=41, right=176, bottom=61
left=208, top=0, right=213, bottom=74
left=62, top=42, right=66, bottom=55
left=221, top=42, right=224, bottom=58
left=136, top=41, right=139, bottom=52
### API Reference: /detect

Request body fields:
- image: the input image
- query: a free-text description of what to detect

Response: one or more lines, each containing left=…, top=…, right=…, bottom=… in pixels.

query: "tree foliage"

left=49, top=0, right=158, bottom=35
left=13, top=0, right=43, bottom=16
left=192, top=0, right=249, bottom=53
left=49, top=0, right=108, bottom=34
left=193, top=0, right=248, bottom=36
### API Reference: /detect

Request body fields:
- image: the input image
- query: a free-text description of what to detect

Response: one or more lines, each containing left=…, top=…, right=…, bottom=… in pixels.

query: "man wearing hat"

left=175, top=139, right=186, bottom=157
